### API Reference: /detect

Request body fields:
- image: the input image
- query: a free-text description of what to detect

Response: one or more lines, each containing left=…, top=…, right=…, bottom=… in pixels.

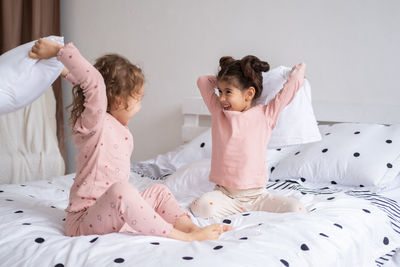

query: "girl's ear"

left=245, top=87, right=256, bottom=102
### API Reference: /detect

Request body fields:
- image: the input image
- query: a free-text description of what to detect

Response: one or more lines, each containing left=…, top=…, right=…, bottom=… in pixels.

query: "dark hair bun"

left=219, top=56, right=236, bottom=69
left=241, top=55, right=270, bottom=74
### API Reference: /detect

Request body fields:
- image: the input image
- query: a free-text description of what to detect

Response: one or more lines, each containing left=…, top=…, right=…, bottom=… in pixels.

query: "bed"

left=1, top=97, right=400, bottom=267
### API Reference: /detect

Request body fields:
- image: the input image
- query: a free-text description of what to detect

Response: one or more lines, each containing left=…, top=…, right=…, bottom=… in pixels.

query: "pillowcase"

left=269, top=123, right=400, bottom=189
left=164, top=159, right=214, bottom=202
left=131, top=129, right=212, bottom=179
left=0, top=36, right=64, bottom=115
left=255, top=66, right=321, bottom=148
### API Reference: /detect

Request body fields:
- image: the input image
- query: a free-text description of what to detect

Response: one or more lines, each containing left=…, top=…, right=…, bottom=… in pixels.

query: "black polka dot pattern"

left=300, top=244, right=309, bottom=251
left=268, top=124, right=400, bottom=188
left=35, top=237, right=45, bottom=243
left=200, top=142, right=205, bottom=148
left=383, top=237, right=389, bottom=245
left=0, top=128, right=399, bottom=267
left=280, top=259, right=289, bottom=266
left=334, top=223, right=343, bottom=229
left=114, top=258, right=124, bottom=263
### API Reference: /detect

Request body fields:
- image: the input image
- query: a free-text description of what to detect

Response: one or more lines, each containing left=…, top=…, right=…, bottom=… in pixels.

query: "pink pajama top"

left=198, top=63, right=306, bottom=189
left=58, top=44, right=133, bottom=213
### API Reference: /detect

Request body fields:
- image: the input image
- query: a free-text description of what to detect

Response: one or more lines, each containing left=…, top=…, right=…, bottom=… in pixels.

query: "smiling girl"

left=190, top=55, right=307, bottom=218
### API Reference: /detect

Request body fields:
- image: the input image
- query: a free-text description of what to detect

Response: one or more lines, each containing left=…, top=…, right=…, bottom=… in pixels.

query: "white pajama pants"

left=190, top=185, right=305, bottom=219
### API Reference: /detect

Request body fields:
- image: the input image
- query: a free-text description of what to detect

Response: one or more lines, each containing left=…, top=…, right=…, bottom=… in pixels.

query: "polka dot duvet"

left=0, top=168, right=400, bottom=267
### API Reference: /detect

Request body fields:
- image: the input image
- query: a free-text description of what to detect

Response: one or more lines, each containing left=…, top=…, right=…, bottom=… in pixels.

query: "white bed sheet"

left=1, top=164, right=400, bottom=267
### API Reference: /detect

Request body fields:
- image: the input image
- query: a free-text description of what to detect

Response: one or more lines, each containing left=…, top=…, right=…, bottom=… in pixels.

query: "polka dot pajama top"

left=59, top=44, right=185, bottom=237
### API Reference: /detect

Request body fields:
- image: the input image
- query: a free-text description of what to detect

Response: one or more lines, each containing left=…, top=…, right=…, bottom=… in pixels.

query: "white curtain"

left=0, top=87, right=65, bottom=184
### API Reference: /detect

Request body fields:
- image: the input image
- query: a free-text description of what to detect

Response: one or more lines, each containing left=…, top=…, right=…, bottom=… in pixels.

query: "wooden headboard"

left=182, top=97, right=400, bottom=142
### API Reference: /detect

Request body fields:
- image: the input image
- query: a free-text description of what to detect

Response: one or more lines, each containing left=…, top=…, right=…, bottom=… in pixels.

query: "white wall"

left=61, top=0, right=400, bottom=173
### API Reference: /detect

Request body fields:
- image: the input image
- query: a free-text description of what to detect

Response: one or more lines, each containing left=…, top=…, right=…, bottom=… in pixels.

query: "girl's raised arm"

left=56, top=43, right=107, bottom=134
left=197, top=75, right=221, bottom=113
left=264, top=63, right=306, bottom=129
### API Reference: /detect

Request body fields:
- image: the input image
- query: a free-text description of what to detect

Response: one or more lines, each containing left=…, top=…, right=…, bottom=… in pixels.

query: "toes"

left=223, top=225, right=233, bottom=232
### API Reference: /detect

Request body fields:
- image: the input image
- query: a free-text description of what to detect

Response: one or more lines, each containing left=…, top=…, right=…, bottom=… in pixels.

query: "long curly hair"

left=68, top=54, right=144, bottom=128
left=217, top=55, right=270, bottom=100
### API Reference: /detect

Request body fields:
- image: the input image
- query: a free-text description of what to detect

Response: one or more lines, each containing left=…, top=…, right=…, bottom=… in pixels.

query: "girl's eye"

left=226, top=90, right=231, bottom=94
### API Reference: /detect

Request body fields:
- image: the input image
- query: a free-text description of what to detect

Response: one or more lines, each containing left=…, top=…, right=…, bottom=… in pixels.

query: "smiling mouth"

left=223, top=104, right=231, bottom=110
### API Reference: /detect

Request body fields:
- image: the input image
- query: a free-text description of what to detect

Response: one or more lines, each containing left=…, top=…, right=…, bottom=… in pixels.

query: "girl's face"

left=111, top=87, right=143, bottom=126
left=217, top=80, right=254, bottom=112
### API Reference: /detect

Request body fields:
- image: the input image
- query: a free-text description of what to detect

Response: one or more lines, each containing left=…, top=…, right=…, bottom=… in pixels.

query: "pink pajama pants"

left=65, top=182, right=186, bottom=237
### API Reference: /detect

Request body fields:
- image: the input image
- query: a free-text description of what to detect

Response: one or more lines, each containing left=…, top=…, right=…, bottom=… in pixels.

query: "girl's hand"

left=29, top=38, right=63, bottom=60
left=61, top=67, right=69, bottom=78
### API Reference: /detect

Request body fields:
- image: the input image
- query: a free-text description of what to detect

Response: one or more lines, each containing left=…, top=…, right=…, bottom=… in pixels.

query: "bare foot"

left=221, top=225, right=233, bottom=232
left=189, top=223, right=223, bottom=241
left=168, top=223, right=227, bottom=242
left=174, top=214, right=233, bottom=234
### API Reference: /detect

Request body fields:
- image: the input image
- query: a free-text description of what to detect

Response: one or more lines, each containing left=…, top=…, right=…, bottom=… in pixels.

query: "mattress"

left=1, top=161, right=400, bottom=267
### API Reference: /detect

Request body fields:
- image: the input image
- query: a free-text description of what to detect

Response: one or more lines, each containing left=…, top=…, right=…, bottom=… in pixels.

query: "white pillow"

left=270, top=123, right=400, bottom=189
left=255, top=66, right=321, bottom=148
left=0, top=36, right=64, bottom=115
left=131, top=129, right=212, bottom=178
left=164, top=159, right=214, bottom=201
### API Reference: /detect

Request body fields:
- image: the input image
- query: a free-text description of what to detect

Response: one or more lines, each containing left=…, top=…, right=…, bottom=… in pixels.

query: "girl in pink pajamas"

left=29, top=39, right=230, bottom=241
left=190, top=56, right=307, bottom=218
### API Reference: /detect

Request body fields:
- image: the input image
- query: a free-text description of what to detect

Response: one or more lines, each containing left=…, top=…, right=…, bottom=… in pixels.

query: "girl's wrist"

left=61, top=67, right=69, bottom=78
left=54, top=43, right=63, bottom=56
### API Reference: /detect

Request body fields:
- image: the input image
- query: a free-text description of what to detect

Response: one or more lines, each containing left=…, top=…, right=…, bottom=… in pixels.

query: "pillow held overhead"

left=0, top=36, right=64, bottom=115
left=255, top=66, right=321, bottom=148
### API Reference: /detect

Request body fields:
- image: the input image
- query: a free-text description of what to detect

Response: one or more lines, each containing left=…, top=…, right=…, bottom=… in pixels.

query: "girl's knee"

left=190, top=193, right=220, bottom=219
left=286, top=198, right=306, bottom=213
left=108, top=181, right=139, bottom=198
